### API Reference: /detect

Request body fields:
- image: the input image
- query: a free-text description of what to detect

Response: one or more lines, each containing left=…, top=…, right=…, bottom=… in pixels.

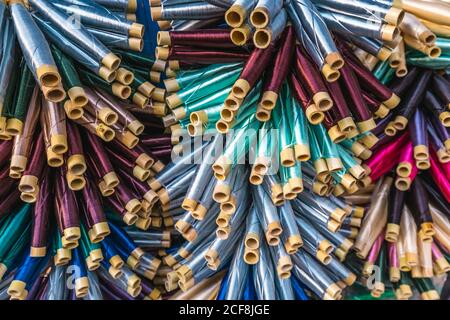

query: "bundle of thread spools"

left=0, top=0, right=449, bottom=300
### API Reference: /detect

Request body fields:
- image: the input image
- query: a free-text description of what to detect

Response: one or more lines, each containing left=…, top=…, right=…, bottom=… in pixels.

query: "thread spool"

left=41, top=84, right=66, bottom=103
left=20, top=187, right=39, bottom=203
left=46, top=148, right=64, bottom=167
left=66, top=172, right=86, bottom=191
left=5, top=118, right=23, bottom=136
left=101, top=53, right=121, bottom=71
left=99, top=66, right=117, bottom=83
left=225, top=5, right=247, bottom=28
left=95, top=123, right=115, bottom=142
left=112, top=83, right=131, bottom=99
left=321, top=64, right=341, bottom=82
left=116, top=68, right=134, bottom=85
left=129, top=37, right=143, bottom=52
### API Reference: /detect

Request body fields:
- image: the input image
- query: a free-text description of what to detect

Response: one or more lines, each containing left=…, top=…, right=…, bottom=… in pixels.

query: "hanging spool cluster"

left=148, top=0, right=450, bottom=300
